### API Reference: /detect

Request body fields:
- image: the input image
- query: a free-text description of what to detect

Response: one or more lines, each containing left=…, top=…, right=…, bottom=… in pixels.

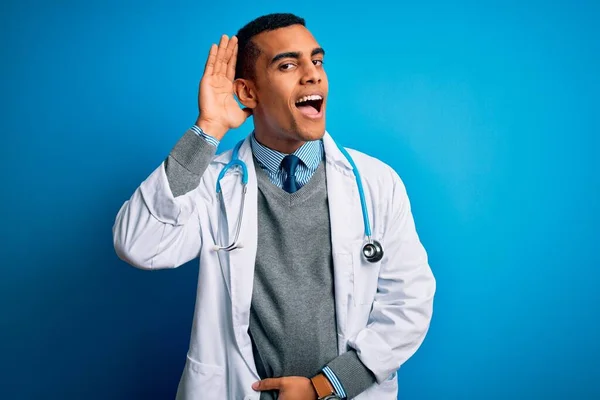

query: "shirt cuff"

left=325, top=349, right=377, bottom=399
left=321, top=366, right=347, bottom=399
left=190, top=125, right=220, bottom=148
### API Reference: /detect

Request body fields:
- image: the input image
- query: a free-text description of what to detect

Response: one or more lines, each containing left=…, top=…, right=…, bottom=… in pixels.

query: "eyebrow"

left=270, top=47, right=325, bottom=66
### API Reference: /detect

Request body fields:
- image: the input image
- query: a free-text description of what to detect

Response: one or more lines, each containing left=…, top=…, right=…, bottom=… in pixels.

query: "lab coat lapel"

left=215, top=132, right=364, bottom=368
left=215, top=136, right=260, bottom=378
left=322, top=132, right=364, bottom=351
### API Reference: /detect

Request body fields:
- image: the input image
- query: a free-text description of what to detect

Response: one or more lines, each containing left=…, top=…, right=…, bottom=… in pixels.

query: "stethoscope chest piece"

left=215, top=138, right=385, bottom=262
left=362, top=239, right=384, bottom=263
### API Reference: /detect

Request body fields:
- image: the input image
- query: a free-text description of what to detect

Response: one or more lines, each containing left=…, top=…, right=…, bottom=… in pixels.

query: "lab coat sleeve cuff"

left=165, top=127, right=217, bottom=197
left=325, top=349, right=377, bottom=399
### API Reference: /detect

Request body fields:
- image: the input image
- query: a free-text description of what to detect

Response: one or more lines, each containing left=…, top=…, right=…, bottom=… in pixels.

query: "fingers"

left=252, top=378, right=283, bottom=391
left=226, top=36, right=238, bottom=81
left=203, top=43, right=218, bottom=76
left=213, top=34, right=230, bottom=75
left=204, top=34, right=238, bottom=78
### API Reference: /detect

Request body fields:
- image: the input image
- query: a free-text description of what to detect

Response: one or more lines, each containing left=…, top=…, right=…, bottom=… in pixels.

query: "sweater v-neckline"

left=253, top=157, right=327, bottom=206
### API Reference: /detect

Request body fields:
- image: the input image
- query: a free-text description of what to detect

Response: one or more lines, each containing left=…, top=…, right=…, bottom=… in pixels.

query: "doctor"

left=113, top=13, right=435, bottom=400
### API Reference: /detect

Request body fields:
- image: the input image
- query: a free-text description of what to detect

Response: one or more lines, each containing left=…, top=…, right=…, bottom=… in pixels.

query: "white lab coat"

left=113, top=131, right=436, bottom=400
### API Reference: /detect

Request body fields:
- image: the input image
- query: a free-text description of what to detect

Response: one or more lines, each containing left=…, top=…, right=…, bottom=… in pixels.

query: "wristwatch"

left=310, top=373, right=341, bottom=400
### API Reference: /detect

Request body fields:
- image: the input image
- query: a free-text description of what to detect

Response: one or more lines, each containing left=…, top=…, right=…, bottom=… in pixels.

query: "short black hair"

left=235, top=13, right=306, bottom=80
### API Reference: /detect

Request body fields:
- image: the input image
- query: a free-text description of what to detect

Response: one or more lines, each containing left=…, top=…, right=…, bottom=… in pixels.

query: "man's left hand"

left=252, top=376, right=317, bottom=400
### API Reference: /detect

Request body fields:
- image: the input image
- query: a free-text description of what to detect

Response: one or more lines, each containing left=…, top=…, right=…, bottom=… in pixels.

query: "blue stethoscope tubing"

left=214, top=139, right=384, bottom=263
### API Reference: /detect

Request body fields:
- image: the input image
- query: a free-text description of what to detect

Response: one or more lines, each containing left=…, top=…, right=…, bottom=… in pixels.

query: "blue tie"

left=281, top=155, right=301, bottom=193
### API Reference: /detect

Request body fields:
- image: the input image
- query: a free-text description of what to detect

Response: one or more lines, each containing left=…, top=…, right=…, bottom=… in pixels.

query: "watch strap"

left=311, top=373, right=336, bottom=399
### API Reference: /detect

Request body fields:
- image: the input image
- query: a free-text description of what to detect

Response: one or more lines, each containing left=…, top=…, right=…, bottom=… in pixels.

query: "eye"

left=280, top=63, right=296, bottom=71
left=313, top=59, right=324, bottom=66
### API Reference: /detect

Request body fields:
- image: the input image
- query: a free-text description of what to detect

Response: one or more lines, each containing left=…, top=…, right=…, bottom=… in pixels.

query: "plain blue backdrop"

left=1, top=0, right=599, bottom=398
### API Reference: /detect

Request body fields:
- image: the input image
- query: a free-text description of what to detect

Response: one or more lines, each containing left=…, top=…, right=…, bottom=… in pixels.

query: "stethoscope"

left=213, top=139, right=384, bottom=263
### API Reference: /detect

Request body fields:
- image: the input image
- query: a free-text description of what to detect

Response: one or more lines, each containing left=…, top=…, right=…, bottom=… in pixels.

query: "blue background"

left=1, top=0, right=599, bottom=398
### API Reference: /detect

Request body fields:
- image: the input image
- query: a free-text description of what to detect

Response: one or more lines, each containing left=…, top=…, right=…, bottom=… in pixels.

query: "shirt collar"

left=250, top=132, right=324, bottom=174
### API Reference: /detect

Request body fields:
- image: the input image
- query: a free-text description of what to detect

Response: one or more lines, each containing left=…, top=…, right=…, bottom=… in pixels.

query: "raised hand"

left=196, top=35, right=252, bottom=140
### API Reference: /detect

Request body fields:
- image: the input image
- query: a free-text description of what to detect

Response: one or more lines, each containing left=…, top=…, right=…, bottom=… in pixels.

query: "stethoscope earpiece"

left=362, top=240, right=384, bottom=263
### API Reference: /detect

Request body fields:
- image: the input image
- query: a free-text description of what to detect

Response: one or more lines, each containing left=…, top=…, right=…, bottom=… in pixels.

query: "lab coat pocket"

left=353, top=240, right=381, bottom=306
left=175, top=355, right=225, bottom=400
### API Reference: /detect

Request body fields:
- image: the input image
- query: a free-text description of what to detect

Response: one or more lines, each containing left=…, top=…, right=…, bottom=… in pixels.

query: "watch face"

left=323, top=396, right=340, bottom=400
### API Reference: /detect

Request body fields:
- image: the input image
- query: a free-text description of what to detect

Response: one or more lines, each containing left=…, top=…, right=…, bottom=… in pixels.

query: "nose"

left=300, top=61, right=321, bottom=85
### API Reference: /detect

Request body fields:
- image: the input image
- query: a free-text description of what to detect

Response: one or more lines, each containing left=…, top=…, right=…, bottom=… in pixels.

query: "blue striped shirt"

left=190, top=125, right=220, bottom=147
left=191, top=125, right=347, bottom=399
left=249, top=132, right=324, bottom=189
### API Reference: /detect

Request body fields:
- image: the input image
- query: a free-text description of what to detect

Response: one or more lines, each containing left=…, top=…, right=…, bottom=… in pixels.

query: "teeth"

left=296, top=94, right=323, bottom=104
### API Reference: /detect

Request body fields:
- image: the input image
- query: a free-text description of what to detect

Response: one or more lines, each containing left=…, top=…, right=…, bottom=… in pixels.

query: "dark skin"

left=194, top=25, right=330, bottom=399
left=196, top=24, right=328, bottom=155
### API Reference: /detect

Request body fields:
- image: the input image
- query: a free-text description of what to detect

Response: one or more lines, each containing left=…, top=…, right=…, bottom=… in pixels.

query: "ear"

left=233, top=79, right=258, bottom=109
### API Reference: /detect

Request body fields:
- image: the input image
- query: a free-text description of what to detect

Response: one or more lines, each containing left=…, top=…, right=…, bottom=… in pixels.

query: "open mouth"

left=295, top=94, right=324, bottom=117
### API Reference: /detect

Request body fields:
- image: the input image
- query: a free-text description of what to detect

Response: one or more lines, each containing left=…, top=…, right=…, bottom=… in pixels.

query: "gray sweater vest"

left=165, top=130, right=376, bottom=399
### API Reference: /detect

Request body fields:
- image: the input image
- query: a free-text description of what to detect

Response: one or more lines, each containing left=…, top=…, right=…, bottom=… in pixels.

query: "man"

left=113, top=13, right=435, bottom=400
